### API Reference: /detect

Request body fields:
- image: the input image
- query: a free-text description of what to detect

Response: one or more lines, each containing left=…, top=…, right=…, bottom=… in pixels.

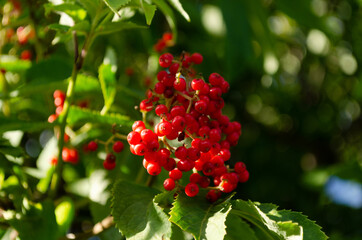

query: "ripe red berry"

left=206, top=190, right=220, bottom=203
left=62, top=147, right=79, bottom=164
left=175, top=146, right=187, bottom=160
left=163, top=178, right=176, bottom=191
left=159, top=53, right=174, bottom=68
left=209, top=73, right=224, bottom=86
left=185, top=183, right=199, bottom=197
left=191, top=79, right=205, bottom=91
left=172, top=116, right=185, bottom=131
left=134, top=143, right=147, bottom=156
left=169, top=63, right=180, bottom=74
left=113, top=141, right=124, bottom=153
left=169, top=169, right=182, bottom=180
left=48, top=114, right=58, bottom=123
left=140, top=99, right=153, bottom=112
left=154, top=82, right=166, bottom=94
left=199, top=176, right=211, bottom=188
left=132, top=121, right=146, bottom=131
left=127, top=131, right=142, bottom=145
left=140, top=129, right=158, bottom=143
left=189, top=173, right=202, bottom=183
left=157, top=121, right=172, bottom=136
left=238, top=170, right=249, bottom=183
left=173, top=77, right=186, bottom=91
left=147, top=162, right=162, bottom=175
left=155, top=104, right=168, bottom=116
left=87, top=141, right=98, bottom=151
left=191, top=53, right=203, bottom=65
left=164, top=157, right=176, bottom=171
left=194, top=100, right=208, bottom=113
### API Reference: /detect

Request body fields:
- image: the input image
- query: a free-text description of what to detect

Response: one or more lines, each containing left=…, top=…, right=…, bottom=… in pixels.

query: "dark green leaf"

left=166, top=0, right=190, bottom=22
left=111, top=180, right=172, bottom=240
left=7, top=200, right=59, bottom=240
left=225, top=214, right=258, bottom=240
left=67, top=106, right=132, bottom=126
left=0, top=117, right=52, bottom=133
left=143, top=2, right=157, bottom=25
left=48, top=24, right=71, bottom=33
left=103, top=0, right=131, bottom=14
left=169, top=192, right=232, bottom=240
left=96, top=21, right=147, bottom=35
left=0, top=138, right=23, bottom=157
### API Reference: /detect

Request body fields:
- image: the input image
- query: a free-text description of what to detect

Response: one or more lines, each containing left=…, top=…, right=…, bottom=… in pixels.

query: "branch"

left=59, top=216, right=115, bottom=240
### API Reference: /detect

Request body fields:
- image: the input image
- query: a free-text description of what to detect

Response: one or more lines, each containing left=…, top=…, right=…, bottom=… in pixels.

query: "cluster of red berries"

left=153, top=32, right=174, bottom=53
left=85, top=139, right=125, bottom=170
left=48, top=90, right=65, bottom=123
left=127, top=52, right=249, bottom=201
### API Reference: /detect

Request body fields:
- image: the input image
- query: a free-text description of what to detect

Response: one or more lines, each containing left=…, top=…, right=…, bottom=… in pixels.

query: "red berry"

left=87, top=141, right=98, bottom=151
left=191, top=53, right=203, bottom=64
left=206, top=190, right=220, bottom=202
left=185, top=183, right=199, bottom=197
left=141, top=129, right=158, bottom=143
left=190, top=173, right=202, bottom=183
left=48, top=114, right=58, bottom=123
left=191, top=79, right=205, bottom=91
left=173, top=77, right=186, bottom=91
left=194, top=100, right=208, bottom=113
left=219, top=181, right=236, bottom=193
left=172, top=116, right=185, bottom=131
left=238, top=170, right=249, bottom=183
left=169, top=169, right=183, bottom=180
left=132, top=121, right=146, bottom=131
left=169, top=63, right=180, bottom=74
left=170, top=105, right=186, bottom=117
left=163, top=178, right=176, bottom=191
left=158, top=121, right=172, bottom=136
left=199, top=176, right=210, bottom=188
left=147, top=162, right=162, bottom=175
left=134, top=143, right=147, bottom=156
left=234, top=162, right=246, bottom=173
left=140, top=99, right=153, bottom=112
left=154, top=82, right=166, bottom=94
left=53, top=90, right=65, bottom=100
left=103, top=159, right=116, bottom=170
left=155, top=104, right=168, bottom=116
left=62, top=147, right=79, bottom=164
left=127, top=131, right=142, bottom=145
left=113, top=141, right=124, bottom=153
left=164, top=157, right=176, bottom=171
left=209, top=73, right=224, bottom=86
left=175, top=146, right=187, bottom=159
left=159, top=53, right=174, bottom=68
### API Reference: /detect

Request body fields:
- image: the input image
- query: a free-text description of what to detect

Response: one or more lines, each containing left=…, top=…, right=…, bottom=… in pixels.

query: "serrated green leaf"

left=277, top=221, right=302, bottom=238
left=225, top=214, right=258, bottom=240
left=258, top=204, right=328, bottom=240
left=0, top=55, right=32, bottom=72
left=99, top=64, right=116, bottom=108
left=143, top=2, right=157, bottom=25
left=231, top=200, right=283, bottom=240
left=111, top=180, right=172, bottom=240
left=166, top=0, right=189, bottom=22
left=96, top=21, right=147, bottom=35
left=152, top=0, right=177, bottom=39
left=103, top=0, right=131, bottom=14
left=67, top=106, right=132, bottom=126
left=55, top=197, right=75, bottom=238
left=44, top=3, right=87, bottom=21
left=0, top=117, right=52, bottom=133
left=169, top=192, right=232, bottom=240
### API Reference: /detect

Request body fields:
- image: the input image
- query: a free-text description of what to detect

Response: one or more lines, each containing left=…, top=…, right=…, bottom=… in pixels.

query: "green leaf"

left=143, top=2, right=157, bottom=25
left=7, top=200, right=59, bottom=240
left=0, top=55, right=31, bottom=72
left=225, top=214, right=258, bottom=240
left=103, top=0, right=131, bottom=14
left=258, top=203, right=328, bottom=240
left=67, top=105, right=132, bottom=126
left=166, top=0, right=190, bottom=22
left=96, top=21, right=147, bottom=35
left=77, top=0, right=102, bottom=19
left=169, top=192, right=232, bottom=240
left=44, top=3, right=87, bottom=21
left=231, top=200, right=283, bottom=240
left=70, top=20, right=91, bottom=33
left=48, top=24, right=71, bottom=33
left=111, top=180, right=172, bottom=240
left=99, top=64, right=116, bottom=109
left=152, top=0, right=177, bottom=39
left=55, top=197, right=75, bottom=238
left=0, top=117, right=52, bottom=133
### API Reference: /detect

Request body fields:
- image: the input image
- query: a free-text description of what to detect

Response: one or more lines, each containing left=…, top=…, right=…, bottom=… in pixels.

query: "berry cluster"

left=127, top=52, right=249, bottom=201
left=153, top=32, right=174, bottom=53
left=84, top=137, right=125, bottom=170
left=48, top=89, right=65, bottom=123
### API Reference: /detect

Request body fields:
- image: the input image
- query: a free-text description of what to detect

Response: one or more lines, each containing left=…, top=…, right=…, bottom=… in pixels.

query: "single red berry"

left=147, top=162, right=162, bottom=175
left=158, top=121, right=172, bottom=136
left=186, top=147, right=200, bottom=161
left=54, top=97, right=64, bottom=107
left=185, top=183, right=199, bottom=197
left=169, top=63, right=180, bottom=74
left=206, top=190, right=220, bottom=203
left=53, top=90, right=65, bottom=99
left=194, top=100, right=208, bottom=113
left=209, top=87, right=222, bottom=100
left=154, top=82, right=166, bottom=94
left=113, top=141, right=124, bottom=153
left=191, top=53, right=203, bottom=64
left=219, top=149, right=231, bottom=161
left=191, top=138, right=201, bottom=149
left=172, top=116, right=185, bottom=131
left=199, top=176, right=211, bottom=188
left=141, top=129, right=158, bottom=143
left=62, top=147, right=79, bottom=164
left=209, top=73, right=224, bottom=86
left=170, top=105, right=186, bottom=118
left=173, top=77, right=186, bottom=91
left=163, top=178, right=176, bottom=191
left=140, top=99, right=153, bottom=112
left=219, top=181, right=236, bottom=193
left=127, top=131, right=142, bottom=145
left=48, top=114, right=58, bottom=123
left=191, top=79, right=205, bottom=91
left=177, top=160, right=194, bottom=172
left=190, top=173, right=202, bottom=183
left=155, top=104, right=168, bottom=116
left=234, top=162, right=246, bottom=173
left=163, top=32, right=173, bottom=41
left=159, top=53, right=174, bottom=68
left=202, top=162, right=215, bottom=176
left=87, top=141, right=98, bottom=151
left=220, top=80, right=230, bottom=93
left=209, top=128, right=222, bottom=142
left=238, top=170, right=249, bottom=183
left=175, top=146, right=187, bottom=159
left=103, top=159, right=116, bottom=170
left=134, top=143, right=147, bottom=156
left=169, top=168, right=182, bottom=180
left=132, top=121, right=146, bottom=131
left=55, top=106, right=63, bottom=115
left=199, top=139, right=211, bottom=153
left=164, top=157, right=176, bottom=171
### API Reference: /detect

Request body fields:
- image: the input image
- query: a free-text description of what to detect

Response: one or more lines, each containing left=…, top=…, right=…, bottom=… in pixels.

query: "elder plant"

left=0, top=1, right=327, bottom=240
